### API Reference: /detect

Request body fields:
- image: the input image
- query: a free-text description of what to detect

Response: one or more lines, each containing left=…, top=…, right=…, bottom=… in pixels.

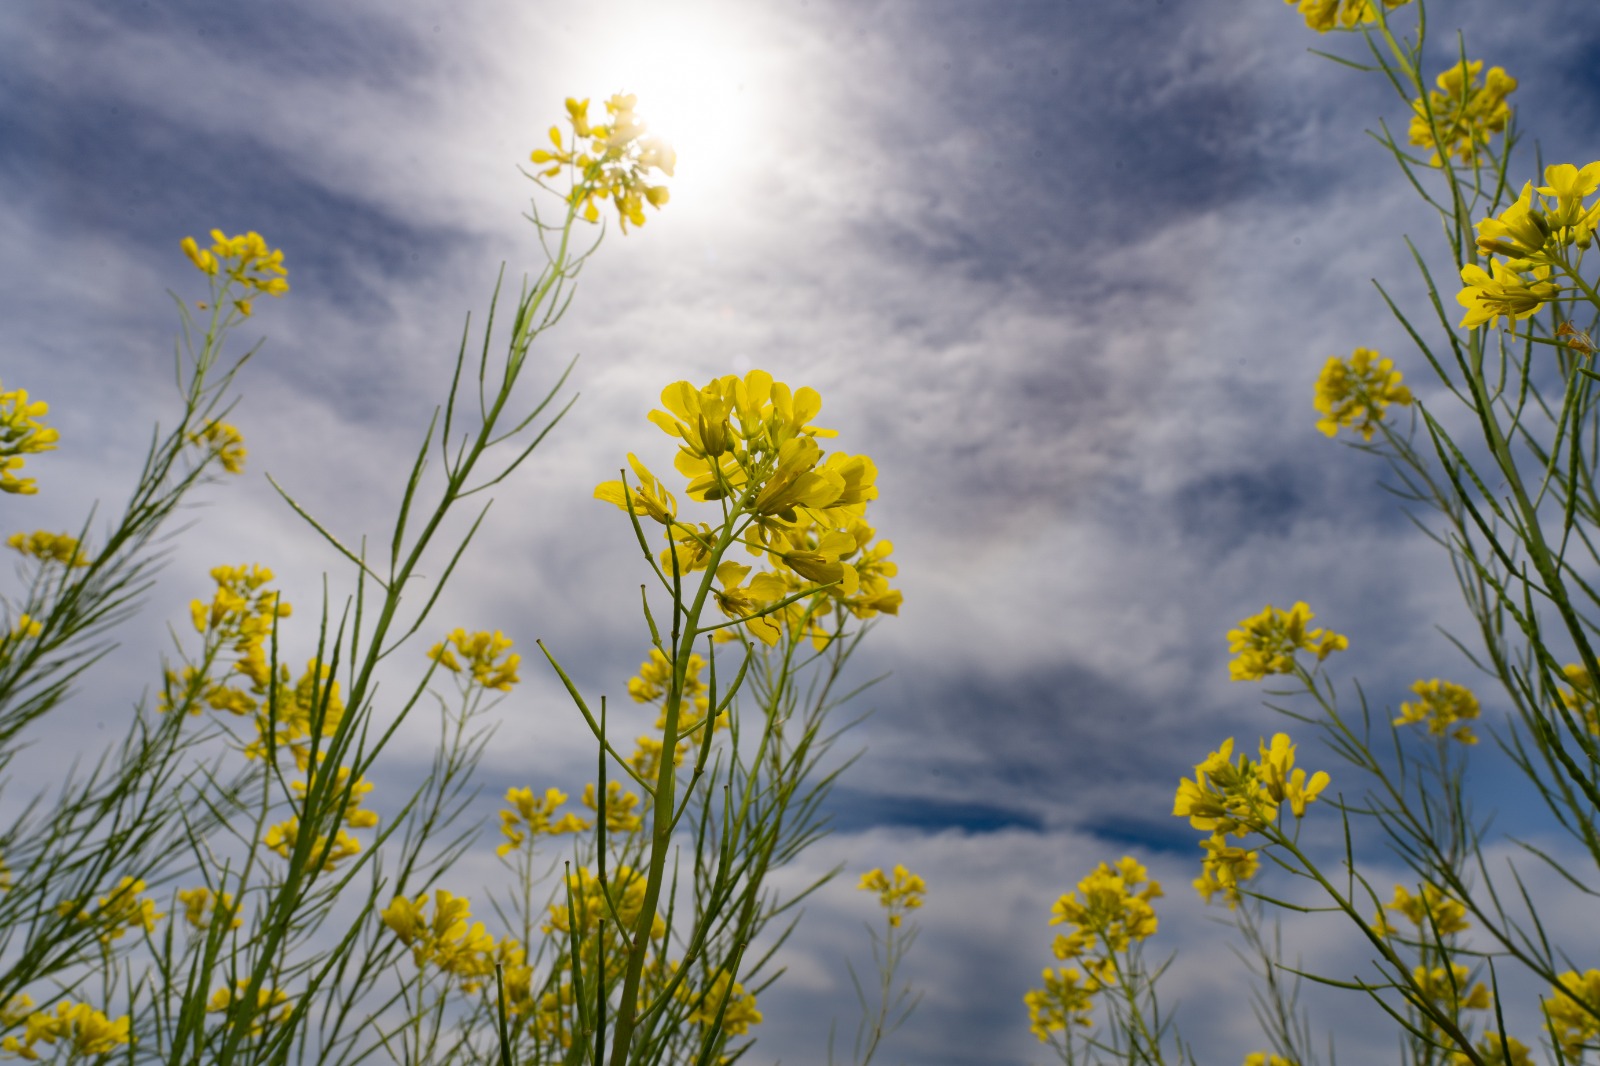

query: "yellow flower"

left=1393, top=679, right=1481, bottom=744
left=678, top=967, right=763, bottom=1035
left=1226, top=601, right=1347, bottom=681
left=858, top=864, right=927, bottom=927
left=1547, top=970, right=1600, bottom=1061
left=1408, top=59, right=1517, bottom=167
left=581, top=780, right=645, bottom=834
left=91, top=876, right=164, bottom=946
left=1313, top=348, right=1413, bottom=441
left=595, top=453, right=678, bottom=525
left=1456, top=258, right=1560, bottom=330
left=177, top=886, right=242, bottom=930
left=1383, top=882, right=1470, bottom=936
left=1023, top=967, right=1097, bottom=1040
left=183, top=229, right=290, bottom=301
left=189, top=420, right=247, bottom=475
left=1413, top=962, right=1492, bottom=1014
left=426, top=628, right=520, bottom=691
left=0, top=1001, right=131, bottom=1060
left=497, top=786, right=589, bottom=855
left=262, top=818, right=362, bottom=871
left=1283, top=0, right=1411, bottom=33
left=529, top=93, right=673, bottom=232
left=1449, top=1034, right=1533, bottom=1066
left=207, top=981, right=292, bottom=1034
left=1558, top=663, right=1600, bottom=736
left=1256, top=733, right=1331, bottom=817
left=6, top=531, right=91, bottom=567
left=1049, top=857, right=1161, bottom=964
left=0, top=382, right=58, bottom=496
left=1244, top=1055, right=1298, bottom=1066
left=1194, top=834, right=1259, bottom=908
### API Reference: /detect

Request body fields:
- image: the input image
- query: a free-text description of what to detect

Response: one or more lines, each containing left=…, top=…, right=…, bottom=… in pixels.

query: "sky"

left=5, top=1, right=1600, bottom=1063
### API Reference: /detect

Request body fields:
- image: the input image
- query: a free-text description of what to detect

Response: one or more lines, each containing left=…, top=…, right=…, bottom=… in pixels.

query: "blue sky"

left=6, top=1, right=1600, bottom=1063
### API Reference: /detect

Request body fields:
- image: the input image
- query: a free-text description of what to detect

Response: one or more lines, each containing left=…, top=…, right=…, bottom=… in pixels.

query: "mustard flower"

left=262, top=818, right=362, bottom=871
left=1393, top=678, right=1481, bottom=744
left=530, top=93, right=674, bottom=232
left=207, top=981, right=292, bottom=1034
left=1381, top=882, right=1470, bottom=937
left=679, top=967, right=763, bottom=1035
left=426, top=628, right=520, bottom=691
left=177, top=886, right=241, bottom=930
left=1226, top=601, right=1347, bottom=681
left=1413, top=962, right=1492, bottom=1014
left=1194, top=834, right=1259, bottom=908
left=544, top=865, right=665, bottom=939
left=626, top=648, right=706, bottom=704
left=594, top=453, right=677, bottom=524
left=1023, top=967, right=1097, bottom=1041
left=1558, top=663, right=1600, bottom=735
left=1244, top=1055, right=1298, bottom=1066
left=1546, top=970, right=1600, bottom=1061
left=181, top=229, right=290, bottom=314
left=1174, top=734, right=1328, bottom=838
left=1449, top=1035, right=1533, bottom=1066
left=497, top=786, right=588, bottom=856
left=189, top=420, right=247, bottom=475
left=858, top=864, right=927, bottom=928
left=290, top=764, right=379, bottom=830
left=1408, top=59, right=1517, bottom=168
left=4, top=614, right=43, bottom=646
left=0, top=382, right=58, bottom=496
left=581, top=780, right=645, bottom=834
left=1457, top=257, right=1561, bottom=332
left=75, top=876, right=163, bottom=946
left=6, top=530, right=90, bottom=568
left=1283, top=0, right=1411, bottom=34
left=1313, top=348, right=1413, bottom=441
left=0, top=1001, right=131, bottom=1060
left=1049, top=857, right=1162, bottom=962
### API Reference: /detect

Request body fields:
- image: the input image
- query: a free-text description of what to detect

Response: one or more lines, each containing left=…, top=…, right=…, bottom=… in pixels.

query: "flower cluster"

left=180, top=229, right=289, bottom=317
left=177, top=886, right=242, bottom=931
left=0, top=1000, right=131, bottom=1060
left=530, top=94, right=674, bottom=232
left=167, top=564, right=292, bottom=718
left=1024, top=857, right=1161, bottom=1044
left=858, top=864, right=926, bottom=929
left=1174, top=735, right=1329, bottom=906
left=1226, top=602, right=1348, bottom=681
left=0, top=381, right=57, bottom=496
left=1547, top=969, right=1600, bottom=1062
left=1392, top=679, right=1481, bottom=745
left=1557, top=662, right=1600, bottom=736
left=6, top=531, right=90, bottom=568
left=1313, top=347, right=1413, bottom=441
left=1412, top=962, right=1492, bottom=1018
left=543, top=865, right=665, bottom=941
left=496, top=786, right=588, bottom=856
left=56, top=876, right=164, bottom=948
left=1408, top=59, right=1517, bottom=168
left=1371, top=882, right=1470, bottom=939
left=381, top=889, right=510, bottom=993
left=1458, top=162, right=1600, bottom=330
left=206, top=981, right=293, bottom=1036
left=1024, top=966, right=1098, bottom=1041
left=427, top=628, right=521, bottom=691
left=596, top=371, right=901, bottom=648
left=678, top=967, right=763, bottom=1036
left=622, top=648, right=726, bottom=779
left=1282, top=0, right=1411, bottom=34
left=1243, top=1055, right=1297, bottom=1066
left=1449, top=1034, right=1534, bottom=1066
left=189, top=420, right=247, bottom=475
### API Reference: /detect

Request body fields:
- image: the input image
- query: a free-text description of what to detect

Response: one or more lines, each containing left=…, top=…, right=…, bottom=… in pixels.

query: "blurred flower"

left=1408, top=59, right=1516, bottom=167
left=1227, top=602, right=1347, bottom=681
left=1313, top=347, right=1412, bottom=441
left=1393, top=679, right=1481, bottom=744
left=858, top=864, right=927, bottom=928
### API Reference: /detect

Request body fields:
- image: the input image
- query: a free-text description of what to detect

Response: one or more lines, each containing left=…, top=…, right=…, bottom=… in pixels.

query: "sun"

left=577, top=14, right=766, bottom=208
